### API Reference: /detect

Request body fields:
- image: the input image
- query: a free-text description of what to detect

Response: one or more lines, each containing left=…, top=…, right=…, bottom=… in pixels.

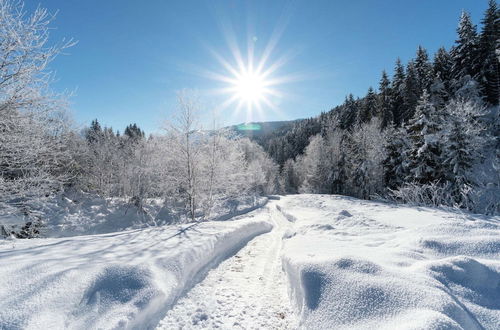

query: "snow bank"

left=278, top=194, right=500, bottom=329
left=0, top=191, right=269, bottom=238
left=0, top=210, right=272, bottom=329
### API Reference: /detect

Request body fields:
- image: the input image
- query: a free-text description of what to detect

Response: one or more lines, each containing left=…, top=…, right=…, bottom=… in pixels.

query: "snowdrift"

left=278, top=195, right=500, bottom=329
left=0, top=211, right=272, bottom=329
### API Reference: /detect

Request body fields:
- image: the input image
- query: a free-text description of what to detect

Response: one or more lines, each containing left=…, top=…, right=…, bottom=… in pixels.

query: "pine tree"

left=124, top=123, right=145, bottom=140
left=391, top=58, right=406, bottom=126
left=403, top=60, right=419, bottom=122
left=414, top=46, right=433, bottom=95
left=451, top=11, right=480, bottom=87
left=86, top=119, right=103, bottom=144
left=433, top=47, right=453, bottom=95
left=378, top=71, right=394, bottom=128
left=340, top=94, right=357, bottom=130
left=358, top=87, right=377, bottom=124
left=442, top=99, right=488, bottom=207
left=477, top=0, right=500, bottom=105
left=383, top=126, right=410, bottom=189
left=429, top=77, right=449, bottom=109
left=406, top=91, right=444, bottom=184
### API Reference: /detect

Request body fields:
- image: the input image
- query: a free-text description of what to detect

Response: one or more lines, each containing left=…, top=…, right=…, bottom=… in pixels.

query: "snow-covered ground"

left=157, top=204, right=298, bottom=329
left=0, top=191, right=268, bottom=238
left=278, top=194, right=500, bottom=330
left=1, top=194, right=499, bottom=329
left=0, top=212, right=272, bottom=329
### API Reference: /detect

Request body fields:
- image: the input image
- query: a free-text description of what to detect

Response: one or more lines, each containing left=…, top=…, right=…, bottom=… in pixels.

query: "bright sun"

left=232, top=70, right=267, bottom=104
left=201, top=28, right=298, bottom=122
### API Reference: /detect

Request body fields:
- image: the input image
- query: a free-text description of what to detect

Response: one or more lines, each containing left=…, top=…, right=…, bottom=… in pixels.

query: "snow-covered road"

left=157, top=204, right=298, bottom=329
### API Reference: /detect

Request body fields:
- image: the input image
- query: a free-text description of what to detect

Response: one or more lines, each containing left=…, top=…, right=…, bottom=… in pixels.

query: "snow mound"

left=278, top=194, right=500, bottom=329
left=0, top=208, right=272, bottom=329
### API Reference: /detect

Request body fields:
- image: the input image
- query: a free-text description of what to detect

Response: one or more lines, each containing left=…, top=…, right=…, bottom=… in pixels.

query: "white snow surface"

left=1, top=194, right=499, bottom=330
left=0, top=211, right=272, bottom=329
left=278, top=194, right=500, bottom=330
left=0, top=191, right=268, bottom=238
left=157, top=204, right=298, bottom=329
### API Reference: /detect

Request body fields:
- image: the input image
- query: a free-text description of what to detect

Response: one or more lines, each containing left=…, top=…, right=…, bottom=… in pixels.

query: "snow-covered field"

left=1, top=194, right=499, bottom=329
left=0, top=213, right=272, bottom=329
left=278, top=195, right=500, bottom=330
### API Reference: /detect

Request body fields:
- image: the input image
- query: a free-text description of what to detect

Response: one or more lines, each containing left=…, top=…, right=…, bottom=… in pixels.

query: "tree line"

left=270, top=2, right=499, bottom=214
left=0, top=0, right=279, bottom=228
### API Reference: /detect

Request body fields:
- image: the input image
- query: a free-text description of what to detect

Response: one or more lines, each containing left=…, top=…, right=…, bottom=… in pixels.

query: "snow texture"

left=278, top=194, right=500, bottom=330
left=0, top=211, right=272, bottom=329
left=1, top=191, right=268, bottom=238
left=157, top=204, right=298, bottom=329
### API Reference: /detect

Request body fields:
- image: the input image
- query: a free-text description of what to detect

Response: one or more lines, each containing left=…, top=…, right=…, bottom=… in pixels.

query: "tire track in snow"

left=156, top=203, right=298, bottom=329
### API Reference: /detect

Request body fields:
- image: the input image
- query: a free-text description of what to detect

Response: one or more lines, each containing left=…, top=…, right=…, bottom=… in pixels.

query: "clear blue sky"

left=30, top=0, right=488, bottom=133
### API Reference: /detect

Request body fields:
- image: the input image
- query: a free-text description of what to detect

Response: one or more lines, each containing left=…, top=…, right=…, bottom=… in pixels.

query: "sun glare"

left=199, top=12, right=301, bottom=122
left=232, top=70, right=267, bottom=104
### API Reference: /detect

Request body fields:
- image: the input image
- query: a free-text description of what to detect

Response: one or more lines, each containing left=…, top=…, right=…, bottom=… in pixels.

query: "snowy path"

left=156, top=204, right=298, bottom=329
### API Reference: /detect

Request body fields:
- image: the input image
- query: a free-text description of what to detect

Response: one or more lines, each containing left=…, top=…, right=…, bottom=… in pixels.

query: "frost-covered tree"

left=345, top=118, right=386, bottom=199
left=433, top=47, right=453, bottom=96
left=163, top=92, right=203, bottom=221
left=414, top=46, right=433, bottom=95
left=451, top=11, right=480, bottom=87
left=279, top=158, right=299, bottom=194
left=406, top=91, right=444, bottom=184
left=0, top=0, right=75, bottom=215
left=443, top=99, right=488, bottom=207
left=477, top=0, right=500, bottom=105
left=297, top=134, right=331, bottom=193
left=429, top=77, right=449, bottom=110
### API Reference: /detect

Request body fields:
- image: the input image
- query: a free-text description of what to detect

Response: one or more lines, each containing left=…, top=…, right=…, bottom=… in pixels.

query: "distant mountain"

left=228, top=120, right=298, bottom=142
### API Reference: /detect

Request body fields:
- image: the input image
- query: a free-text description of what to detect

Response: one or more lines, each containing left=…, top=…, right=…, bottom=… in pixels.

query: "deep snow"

left=0, top=212, right=272, bottom=329
left=1, top=194, right=499, bottom=329
left=0, top=191, right=268, bottom=238
left=278, top=195, right=500, bottom=330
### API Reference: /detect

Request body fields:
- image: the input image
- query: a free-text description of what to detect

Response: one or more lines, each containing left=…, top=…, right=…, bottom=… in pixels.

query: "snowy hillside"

left=1, top=195, right=499, bottom=329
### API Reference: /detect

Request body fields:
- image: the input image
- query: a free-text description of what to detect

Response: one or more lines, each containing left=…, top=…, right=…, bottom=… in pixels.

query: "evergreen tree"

left=391, top=58, right=406, bottom=126
left=414, top=46, right=433, bottom=95
left=378, top=70, right=394, bottom=128
left=451, top=11, right=480, bottom=86
left=383, top=126, right=410, bottom=189
left=340, top=94, right=357, bottom=130
left=86, top=119, right=103, bottom=144
left=124, top=123, right=145, bottom=140
left=406, top=91, right=444, bottom=184
left=443, top=99, right=488, bottom=207
left=477, top=0, right=500, bottom=105
left=433, top=47, right=453, bottom=95
left=429, top=77, right=449, bottom=109
left=358, top=87, right=377, bottom=124
left=403, top=60, right=419, bottom=122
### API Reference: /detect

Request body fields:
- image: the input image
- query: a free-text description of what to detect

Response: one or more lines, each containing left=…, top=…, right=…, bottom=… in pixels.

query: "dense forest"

left=261, top=2, right=499, bottom=214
